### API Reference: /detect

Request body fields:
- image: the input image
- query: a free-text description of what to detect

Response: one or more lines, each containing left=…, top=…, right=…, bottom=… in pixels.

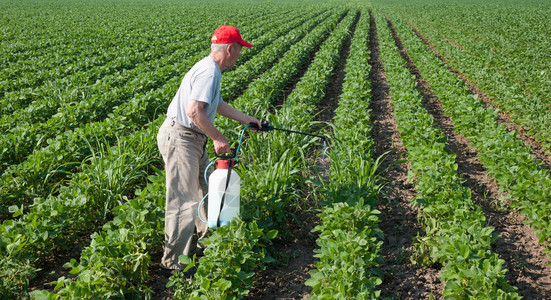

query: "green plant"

left=171, top=219, right=277, bottom=299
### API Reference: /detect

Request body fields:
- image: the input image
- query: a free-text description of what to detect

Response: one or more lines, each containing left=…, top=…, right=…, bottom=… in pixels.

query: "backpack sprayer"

left=198, top=121, right=327, bottom=228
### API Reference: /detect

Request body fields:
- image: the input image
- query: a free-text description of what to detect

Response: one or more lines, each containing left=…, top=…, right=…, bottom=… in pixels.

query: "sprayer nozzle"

left=249, top=121, right=273, bottom=132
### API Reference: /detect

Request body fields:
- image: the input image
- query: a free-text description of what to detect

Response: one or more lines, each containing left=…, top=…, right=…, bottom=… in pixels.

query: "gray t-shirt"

left=166, top=56, right=223, bottom=134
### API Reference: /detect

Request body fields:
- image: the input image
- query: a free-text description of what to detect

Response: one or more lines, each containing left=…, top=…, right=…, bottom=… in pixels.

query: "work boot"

left=159, top=266, right=176, bottom=278
left=181, top=266, right=197, bottom=278
left=194, top=247, right=205, bottom=257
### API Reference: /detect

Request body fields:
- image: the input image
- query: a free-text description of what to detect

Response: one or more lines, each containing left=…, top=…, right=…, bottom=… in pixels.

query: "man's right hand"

left=213, top=136, right=230, bottom=155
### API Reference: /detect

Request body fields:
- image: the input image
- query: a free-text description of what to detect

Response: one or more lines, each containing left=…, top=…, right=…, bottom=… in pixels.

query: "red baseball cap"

left=211, top=25, right=253, bottom=48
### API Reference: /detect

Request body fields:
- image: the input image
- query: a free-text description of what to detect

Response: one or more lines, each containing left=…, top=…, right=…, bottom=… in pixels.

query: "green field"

left=1, top=0, right=550, bottom=298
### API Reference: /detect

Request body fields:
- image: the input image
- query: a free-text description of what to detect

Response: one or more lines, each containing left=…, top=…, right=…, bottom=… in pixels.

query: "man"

left=157, top=25, right=261, bottom=277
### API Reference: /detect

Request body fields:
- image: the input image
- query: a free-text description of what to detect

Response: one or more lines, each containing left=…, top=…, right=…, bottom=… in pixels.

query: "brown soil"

left=27, top=233, right=91, bottom=293
left=148, top=251, right=174, bottom=300
left=443, top=36, right=464, bottom=51
left=386, top=15, right=551, bottom=299
left=314, top=11, right=359, bottom=124
left=369, top=11, right=445, bottom=299
left=246, top=211, right=319, bottom=299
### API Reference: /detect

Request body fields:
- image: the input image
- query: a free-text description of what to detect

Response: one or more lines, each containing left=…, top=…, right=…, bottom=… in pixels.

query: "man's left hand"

left=245, top=116, right=262, bottom=133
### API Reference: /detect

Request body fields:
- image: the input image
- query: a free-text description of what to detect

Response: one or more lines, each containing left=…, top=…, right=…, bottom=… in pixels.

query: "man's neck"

left=209, top=52, right=226, bottom=71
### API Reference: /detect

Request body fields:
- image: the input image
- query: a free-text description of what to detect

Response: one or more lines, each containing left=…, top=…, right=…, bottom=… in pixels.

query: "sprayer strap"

left=217, top=163, right=232, bottom=228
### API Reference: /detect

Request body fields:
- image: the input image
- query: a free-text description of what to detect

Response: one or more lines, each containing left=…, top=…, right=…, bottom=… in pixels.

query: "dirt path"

left=386, top=15, right=551, bottom=299
left=368, top=11, right=444, bottom=299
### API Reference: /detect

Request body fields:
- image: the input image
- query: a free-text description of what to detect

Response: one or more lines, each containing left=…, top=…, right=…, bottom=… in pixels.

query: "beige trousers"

left=157, top=117, right=213, bottom=270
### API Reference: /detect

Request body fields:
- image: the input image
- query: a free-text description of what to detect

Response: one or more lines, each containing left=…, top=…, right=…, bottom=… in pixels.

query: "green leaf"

left=8, top=205, right=23, bottom=218
left=6, top=243, right=19, bottom=256
left=178, top=255, right=192, bottom=265
left=216, top=278, right=232, bottom=291
left=28, top=290, right=50, bottom=300
left=265, top=229, right=278, bottom=240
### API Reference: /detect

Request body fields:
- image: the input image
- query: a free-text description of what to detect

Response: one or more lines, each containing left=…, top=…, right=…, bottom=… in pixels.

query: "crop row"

left=0, top=9, right=225, bottom=119
left=0, top=3, right=298, bottom=65
left=0, top=9, right=316, bottom=218
left=30, top=167, right=167, bottom=299
left=384, top=8, right=551, bottom=270
left=307, top=10, right=385, bottom=299
left=220, top=9, right=332, bottom=102
left=0, top=57, right=185, bottom=218
left=0, top=121, right=159, bottom=297
left=374, top=10, right=519, bottom=298
left=2, top=29, right=191, bottom=111
left=1, top=38, right=200, bottom=167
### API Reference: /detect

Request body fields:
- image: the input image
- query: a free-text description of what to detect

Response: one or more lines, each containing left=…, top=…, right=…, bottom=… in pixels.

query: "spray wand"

left=248, top=121, right=327, bottom=143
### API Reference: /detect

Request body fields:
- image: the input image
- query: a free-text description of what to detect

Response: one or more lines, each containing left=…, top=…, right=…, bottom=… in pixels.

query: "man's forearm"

left=187, top=100, right=259, bottom=153
left=187, top=101, right=225, bottom=141
left=217, top=102, right=249, bottom=124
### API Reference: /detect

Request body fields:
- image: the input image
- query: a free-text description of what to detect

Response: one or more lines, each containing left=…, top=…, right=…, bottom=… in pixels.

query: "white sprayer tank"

left=208, top=159, right=240, bottom=228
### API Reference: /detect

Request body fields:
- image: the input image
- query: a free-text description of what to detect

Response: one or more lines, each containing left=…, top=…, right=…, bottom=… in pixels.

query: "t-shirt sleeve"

left=189, top=69, right=216, bottom=104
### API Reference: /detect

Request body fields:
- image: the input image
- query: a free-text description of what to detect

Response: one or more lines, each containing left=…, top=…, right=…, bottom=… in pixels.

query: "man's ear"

left=228, top=43, right=241, bottom=55
left=225, top=43, right=233, bottom=55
